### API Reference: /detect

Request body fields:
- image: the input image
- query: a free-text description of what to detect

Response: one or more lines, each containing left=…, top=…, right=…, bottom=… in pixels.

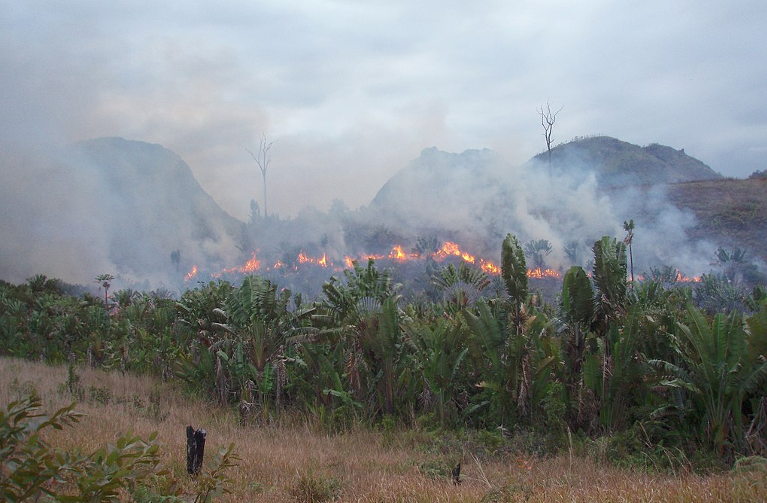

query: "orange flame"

left=242, top=253, right=261, bottom=272
left=214, top=241, right=571, bottom=280
left=480, top=260, right=500, bottom=275
left=184, top=265, right=199, bottom=281
left=298, top=252, right=329, bottom=267
left=675, top=271, right=702, bottom=283
left=388, top=245, right=420, bottom=261
left=527, top=267, right=562, bottom=279
left=214, top=251, right=262, bottom=277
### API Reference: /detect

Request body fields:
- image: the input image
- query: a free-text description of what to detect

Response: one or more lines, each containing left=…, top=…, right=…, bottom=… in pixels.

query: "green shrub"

left=289, top=471, right=341, bottom=503
left=0, top=393, right=236, bottom=502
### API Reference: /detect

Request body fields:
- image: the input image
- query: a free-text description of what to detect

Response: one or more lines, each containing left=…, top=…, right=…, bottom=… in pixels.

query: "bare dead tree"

left=246, top=134, right=274, bottom=218
left=538, top=102, right=562, bottom=165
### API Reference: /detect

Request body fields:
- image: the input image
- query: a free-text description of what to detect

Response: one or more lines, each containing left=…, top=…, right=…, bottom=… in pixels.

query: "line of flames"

left=185, top=241, right=551, bottom=281
left=183, top=241, right=701, bottom=283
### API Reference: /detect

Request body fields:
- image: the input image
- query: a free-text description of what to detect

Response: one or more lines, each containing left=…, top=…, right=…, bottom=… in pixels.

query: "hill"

left=666, top=177, right=767, bottom=263
left=0, top=138, right=243, bottom=286
left=536, top=136, right=723, bottom=187
left=368, top=137, right=762, bottom=273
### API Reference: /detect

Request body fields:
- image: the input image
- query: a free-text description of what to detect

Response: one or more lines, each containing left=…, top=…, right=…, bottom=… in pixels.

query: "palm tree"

left=559, top=266, right=594, bottom=395
left=592, top=236, right=628, bottom=332
left=650, top=306, right=767, bottom=452
left=404, top=317, right=469, bottom=425
left=623, top=220, right=635, bottom=283
left=432, top=263, right=490, bottom=312
left=94, top=274, right=115, bottom=310
left=524, top=239, right=553, bottom=270
left=502, top=234, right=528, bottom=337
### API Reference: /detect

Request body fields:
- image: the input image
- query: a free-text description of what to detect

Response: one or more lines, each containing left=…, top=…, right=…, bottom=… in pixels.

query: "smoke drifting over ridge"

left=364, top=146, right=717, bottom=275
left=0, top=138, right=242, bottom=287
left=0, top=135, right=736, bottom=293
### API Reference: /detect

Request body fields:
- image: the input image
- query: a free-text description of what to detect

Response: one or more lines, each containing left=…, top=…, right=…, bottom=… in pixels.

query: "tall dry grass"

left=1, top=357, right=764, bottom=502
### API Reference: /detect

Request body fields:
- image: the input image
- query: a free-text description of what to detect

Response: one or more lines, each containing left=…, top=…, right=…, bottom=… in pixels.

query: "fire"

left=298, top=252, right=329, bottom=267
left=184, top=265, right=198, bottom=281
left=480, top=260, right=500, bottom=275
left=435, top=241, right=476, bottom=263
left=214, top=251, right=263, bottom=277
left=388, top=245, right=419, bottom=261
left=212, top=240, right=570, bottom=281
left=527, top=267, right=562, bottom=279
left=675, top=271, right=702, bottom=283
left=241, top=253, right=261, bottom=273
left=389, top=245, right=407, bottom=260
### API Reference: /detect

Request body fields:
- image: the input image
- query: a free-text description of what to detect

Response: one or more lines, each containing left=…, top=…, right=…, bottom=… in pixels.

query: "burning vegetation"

left=184, top=240, right=563, bottom=283
left=184, top=239, right=705, bottom=288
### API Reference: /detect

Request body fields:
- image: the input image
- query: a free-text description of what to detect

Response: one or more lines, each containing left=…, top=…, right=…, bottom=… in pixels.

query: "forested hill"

left=535, top=135, right=723, bottom=187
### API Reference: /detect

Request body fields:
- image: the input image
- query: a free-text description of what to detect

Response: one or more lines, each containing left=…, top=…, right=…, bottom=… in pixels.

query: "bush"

left=0, top=393, right=235, bottom=502
left=289, top=471, right=341, bottom=503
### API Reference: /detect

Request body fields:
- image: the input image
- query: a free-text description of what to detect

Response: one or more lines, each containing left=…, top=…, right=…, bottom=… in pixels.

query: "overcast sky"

left=2, top=0, right=765, bottom=219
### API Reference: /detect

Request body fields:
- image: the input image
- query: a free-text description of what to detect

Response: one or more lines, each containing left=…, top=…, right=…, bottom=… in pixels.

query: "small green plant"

left=192, top=443, right=239, bottom=503
left=147, top=387, right=169, bottom=422
left=60, top=362, right=84, bottom=401
left=418, top=458, right=452, bottom=480
left=0, top=393, right=83, bottom=501
left=8, top=377, right=37, bottom=401
left=0, top=393, right=216, bottom=502
left=734, top=456, right=767, bottom=473
left=289, top=471, right=341, bottom=503
left=88, top=385, right=112, bottom=405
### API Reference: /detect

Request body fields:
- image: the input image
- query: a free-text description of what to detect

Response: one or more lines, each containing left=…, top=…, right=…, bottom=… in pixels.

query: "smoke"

left=0, top=135, right=733, bottom=293
left=0, top=139, right=241, bottom=290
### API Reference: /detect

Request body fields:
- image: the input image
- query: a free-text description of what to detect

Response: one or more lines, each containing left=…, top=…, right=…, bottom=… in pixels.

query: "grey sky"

left=2, top=0, right=765, bottom=219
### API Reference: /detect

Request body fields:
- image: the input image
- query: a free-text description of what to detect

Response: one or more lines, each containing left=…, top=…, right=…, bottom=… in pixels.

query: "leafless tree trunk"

left=246, top=134, right=274, bottom=218
left=538, top=103, right=562, bottom=165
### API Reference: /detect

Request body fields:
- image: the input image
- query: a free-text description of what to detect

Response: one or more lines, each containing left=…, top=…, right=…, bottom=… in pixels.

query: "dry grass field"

left=2, top=357, right=765, bottom=502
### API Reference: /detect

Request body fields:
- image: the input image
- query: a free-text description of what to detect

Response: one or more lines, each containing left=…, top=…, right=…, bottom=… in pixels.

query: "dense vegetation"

left=1, top=233, right=766, bottom=476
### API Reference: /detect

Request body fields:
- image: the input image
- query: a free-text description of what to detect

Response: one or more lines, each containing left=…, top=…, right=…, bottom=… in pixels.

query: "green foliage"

left=1, top=226, right=766, bottom=468
left=561, top=266, right=594, bottom=327
left=0, top=393, right=236, bottom=502
left=404, top=316, right=469, bottom=425
left=0, top=394, right=83, bottom=502
left=693, top=273, right=752, bottom=314
left=432, top=263, right=489, bottom=312
left=289, top=471, right=341, bottom=503
left=650, top=306, right=767, bottom=453
left=592, top=236, right=628, bottom=329
left=191, top=443, right=239, bottom=503
left=501, top=234, right=527, bottom=306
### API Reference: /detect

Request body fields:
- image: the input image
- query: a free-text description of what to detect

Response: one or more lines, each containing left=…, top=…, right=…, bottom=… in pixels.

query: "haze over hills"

left=0, top=138, right=242, bottom=286
left=369, top=136, right=763, bottom=269
left=0, top=135, right=763, bottom=289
